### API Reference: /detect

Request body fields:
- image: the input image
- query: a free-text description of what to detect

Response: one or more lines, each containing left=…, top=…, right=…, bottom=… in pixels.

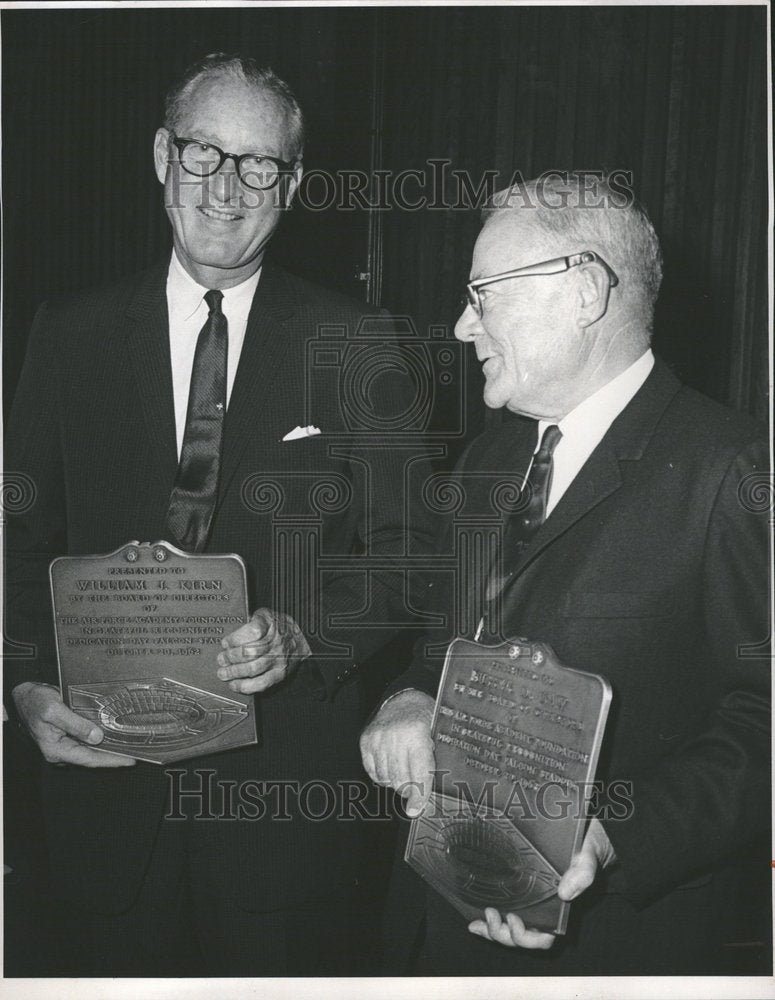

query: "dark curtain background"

left=1, top=6, right=376, bottom=414
left=378, top=5, right=769, bottom=443
left=2, top=5, right=769, bottom=436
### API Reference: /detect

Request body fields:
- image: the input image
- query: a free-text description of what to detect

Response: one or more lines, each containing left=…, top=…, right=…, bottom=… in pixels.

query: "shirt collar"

left=167, top=251, right=262, bottom=321
left=539, top=349, right=655, bottom=448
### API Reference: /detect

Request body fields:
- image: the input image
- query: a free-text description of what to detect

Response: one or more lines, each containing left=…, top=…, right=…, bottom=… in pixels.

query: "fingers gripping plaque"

left=405, top=636, right=611, bottom=934
left=50, top=540, right=257, bottom=763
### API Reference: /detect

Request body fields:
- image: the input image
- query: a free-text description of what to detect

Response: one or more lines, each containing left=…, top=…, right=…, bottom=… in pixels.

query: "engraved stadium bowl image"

left=97, top=683, right=206, bottom=736
left=416, top=810, right=560, bottom=909
left=68, top=678, right=247, bottom=749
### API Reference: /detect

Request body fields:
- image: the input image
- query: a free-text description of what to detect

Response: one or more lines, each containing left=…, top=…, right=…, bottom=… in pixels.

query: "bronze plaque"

left=405, top=636, right=611, bottom=934
left=50, top=541, right=257, bottom=764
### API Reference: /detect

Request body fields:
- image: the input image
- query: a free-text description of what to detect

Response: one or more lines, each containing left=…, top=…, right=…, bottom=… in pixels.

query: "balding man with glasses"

left=5, top=53, right=435, bottom=976
left=361, top=174, right=769, bottom=975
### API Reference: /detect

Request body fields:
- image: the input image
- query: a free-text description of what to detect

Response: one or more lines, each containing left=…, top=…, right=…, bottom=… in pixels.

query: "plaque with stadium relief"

left=405, top=636, right=611, bottom=934
left=50, top=541, right=257, bottom=764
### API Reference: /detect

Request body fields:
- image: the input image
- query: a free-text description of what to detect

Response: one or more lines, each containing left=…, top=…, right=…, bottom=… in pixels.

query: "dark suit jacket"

left=4, top=258, right=435, bottom=914
left=386, top=359, right=770, bottom=973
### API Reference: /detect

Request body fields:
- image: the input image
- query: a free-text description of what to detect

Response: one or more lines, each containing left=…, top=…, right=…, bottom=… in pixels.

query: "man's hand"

left=217, top=609, right=312, bottom=695
left=360, top=689, right=435, bottom=817
left=468, top=817, right=616, bottom=949
left=12, top=682, right=136, bottom=767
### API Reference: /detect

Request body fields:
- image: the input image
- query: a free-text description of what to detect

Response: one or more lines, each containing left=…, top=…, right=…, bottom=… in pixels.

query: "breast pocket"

left=560, top=589, right=673, bottom=619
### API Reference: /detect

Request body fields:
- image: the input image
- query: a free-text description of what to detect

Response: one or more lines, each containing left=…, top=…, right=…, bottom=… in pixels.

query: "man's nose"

left=454, top=302, right=483, bottom=342
left=209, top=158, right=241, bottom=203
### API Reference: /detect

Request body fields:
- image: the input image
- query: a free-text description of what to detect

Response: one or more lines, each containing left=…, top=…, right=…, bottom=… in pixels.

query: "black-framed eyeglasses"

left=464, top=251, right=619, bottom=318
left=169, top=133, right=299, bottom=191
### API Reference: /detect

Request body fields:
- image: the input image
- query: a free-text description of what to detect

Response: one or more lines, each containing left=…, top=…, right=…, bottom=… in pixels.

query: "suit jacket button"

left=337, top=664, right=356, bottom=683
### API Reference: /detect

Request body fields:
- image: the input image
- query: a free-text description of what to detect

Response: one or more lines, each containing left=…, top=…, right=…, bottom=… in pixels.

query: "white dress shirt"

left=534, top=349, right=655, bottom=516
left=166, top=252, right=261, bottom=457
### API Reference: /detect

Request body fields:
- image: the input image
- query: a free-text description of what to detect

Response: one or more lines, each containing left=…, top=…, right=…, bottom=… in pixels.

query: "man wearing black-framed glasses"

left=362, top=173, right=768, bottom=975
left=6, top=52, right=436, bottom=976
left=152, top=67, right=303, bottom=291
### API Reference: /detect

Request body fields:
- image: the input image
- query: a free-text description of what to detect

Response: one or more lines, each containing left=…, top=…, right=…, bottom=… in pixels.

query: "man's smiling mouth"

left=198, top=206, right=243, bottom=222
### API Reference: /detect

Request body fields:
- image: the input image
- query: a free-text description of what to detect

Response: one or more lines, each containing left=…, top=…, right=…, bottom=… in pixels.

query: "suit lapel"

left=218, top=260, right=297, bottom=498
left=507, top=359, right=682, bottom=581
left=124, top=261, right=178, bottom=482
left=512, top=435, right=623, bottom=576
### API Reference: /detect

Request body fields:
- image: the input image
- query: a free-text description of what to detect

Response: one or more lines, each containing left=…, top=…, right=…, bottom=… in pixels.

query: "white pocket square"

left=282, top=424, right=322, bottom=441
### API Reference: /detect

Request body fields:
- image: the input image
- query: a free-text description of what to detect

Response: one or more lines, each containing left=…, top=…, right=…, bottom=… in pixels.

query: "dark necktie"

left=486, top=423, right=562, bottom=600
left=165, top=289, right=228, bottom=552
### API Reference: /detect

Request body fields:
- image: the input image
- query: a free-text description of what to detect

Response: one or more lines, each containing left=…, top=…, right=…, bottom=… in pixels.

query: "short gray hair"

left=483, top=173, right=663, bottom=321
left=163, top=52, right=305, bottom=158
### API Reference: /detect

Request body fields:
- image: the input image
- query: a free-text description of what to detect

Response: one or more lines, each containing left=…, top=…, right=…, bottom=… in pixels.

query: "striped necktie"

left=486, top=423, right=562, bottom=600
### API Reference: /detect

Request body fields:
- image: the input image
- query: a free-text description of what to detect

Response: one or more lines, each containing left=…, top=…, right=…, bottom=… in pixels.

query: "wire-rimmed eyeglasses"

left=464, top=251, right=619, bottom=318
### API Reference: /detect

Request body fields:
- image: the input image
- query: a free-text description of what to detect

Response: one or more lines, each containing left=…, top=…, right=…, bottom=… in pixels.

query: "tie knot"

left=538, top=424, right=562, bottom=457
left=204, top=289, right=224, bottom=314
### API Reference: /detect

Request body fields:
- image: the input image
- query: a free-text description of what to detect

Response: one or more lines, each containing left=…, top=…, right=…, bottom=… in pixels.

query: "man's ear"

left=576, top=260, right=613, bottom=328
left=281, top=159, right=303, bottom=209
left=153, top=128, right=170, bottom=185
